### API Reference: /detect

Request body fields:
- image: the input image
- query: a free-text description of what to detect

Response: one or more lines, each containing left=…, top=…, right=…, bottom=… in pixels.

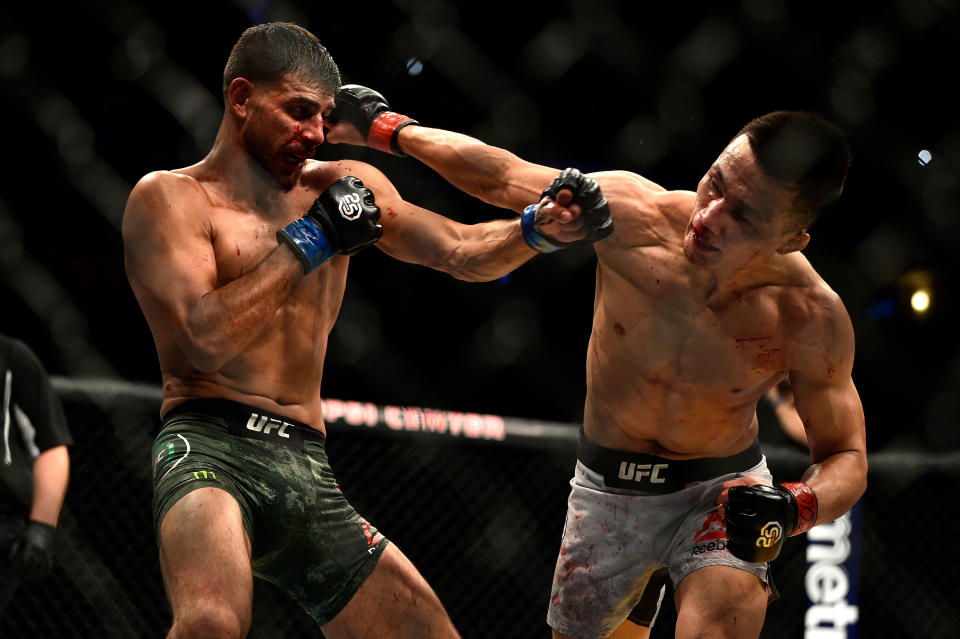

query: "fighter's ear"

left=777, top=231, right=810, bottom=254
left=228, top=77, right=254, bottom=117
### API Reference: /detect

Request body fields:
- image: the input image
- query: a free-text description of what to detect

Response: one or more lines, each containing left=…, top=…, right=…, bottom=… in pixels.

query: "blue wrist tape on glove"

left=521, top=204, right=561, bottom=253
left=277, top=217, right=335, bottom=272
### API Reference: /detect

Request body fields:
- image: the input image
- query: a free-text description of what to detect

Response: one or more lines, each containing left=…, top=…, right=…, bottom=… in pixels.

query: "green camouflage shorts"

left=152, top=398, right=388, bottom=624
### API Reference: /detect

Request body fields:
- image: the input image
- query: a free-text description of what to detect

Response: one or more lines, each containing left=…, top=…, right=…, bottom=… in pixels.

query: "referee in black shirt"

left=0, top=334, right=72, bottom=613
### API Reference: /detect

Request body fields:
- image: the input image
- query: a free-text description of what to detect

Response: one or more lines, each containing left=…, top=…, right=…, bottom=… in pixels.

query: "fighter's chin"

left=272, top=165, right=303, bottom=191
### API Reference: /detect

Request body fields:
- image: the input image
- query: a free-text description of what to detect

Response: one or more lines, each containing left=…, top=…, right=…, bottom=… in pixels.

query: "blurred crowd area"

left=1, top=0, right=958, bottom=452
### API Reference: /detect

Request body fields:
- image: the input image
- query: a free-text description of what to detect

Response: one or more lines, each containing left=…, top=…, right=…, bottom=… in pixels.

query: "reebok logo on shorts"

left=693, top=510, right=726, bottom=544
left=692, top=539, right=727, bottom=555
left=692, top=510, right=727, bottom=554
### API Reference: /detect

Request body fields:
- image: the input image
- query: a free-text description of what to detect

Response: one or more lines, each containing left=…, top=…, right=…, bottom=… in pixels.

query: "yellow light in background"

left=896, top=269, right=934, bottom=319
left=910, top=289, right=930, bottom=313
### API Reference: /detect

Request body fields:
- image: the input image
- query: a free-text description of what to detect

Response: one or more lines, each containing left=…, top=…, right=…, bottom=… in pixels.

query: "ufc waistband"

left=577, top=429, right=762, bottom=493
left=162, top=398, right=326, bottom=449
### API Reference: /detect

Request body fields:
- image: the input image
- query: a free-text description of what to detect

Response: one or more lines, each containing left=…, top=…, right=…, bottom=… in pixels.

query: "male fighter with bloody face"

left=122, top=23, right=609, bottom=639
left=328, top=90, right=867, bottom=639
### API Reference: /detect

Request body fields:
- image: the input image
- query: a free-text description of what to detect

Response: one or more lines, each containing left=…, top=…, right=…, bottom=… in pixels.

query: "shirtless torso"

left=123, top=48, right=548, bottom=637
left=390, top=126, right=864, bottom=477
left=127, top=159, right=360, bottom=427
left=125, top=135, right=537, bottom=432
left=583, top=179, right=849, bottom=459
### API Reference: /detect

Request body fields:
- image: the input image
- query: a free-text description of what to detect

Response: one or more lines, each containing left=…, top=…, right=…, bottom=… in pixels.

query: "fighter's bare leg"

left=159, top=487, right=253, bottom=639
left=321, top=542, right=460, bottom=639
left=673, top=566, right=766, bottom=639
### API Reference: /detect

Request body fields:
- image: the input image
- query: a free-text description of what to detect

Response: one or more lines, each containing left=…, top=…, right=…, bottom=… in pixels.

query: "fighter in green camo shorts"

left=123, top=20, right=590, bottom=638
left=152, top=399, right=387, bottom=624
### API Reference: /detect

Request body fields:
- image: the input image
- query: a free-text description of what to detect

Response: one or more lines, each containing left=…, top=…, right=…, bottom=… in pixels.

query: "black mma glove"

left=725, top=482, right=818, bottom=563
left=521, top=168, right=614, bottom=253
left=8, top=520, right=57, bottom=581
left=330, top=84, right=419, bottom=156
left=277, top=176, right=382, bottom=273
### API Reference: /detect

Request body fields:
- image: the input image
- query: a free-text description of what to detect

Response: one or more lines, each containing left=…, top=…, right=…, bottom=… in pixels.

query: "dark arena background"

left=1, top=1, right=959, bottom=637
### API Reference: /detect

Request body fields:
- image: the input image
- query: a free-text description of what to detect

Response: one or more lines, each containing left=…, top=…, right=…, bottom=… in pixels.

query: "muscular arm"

left=122, top=172, right=304, bottom=373
left=29, top=445, right=69, bottom=526
left=334, top=161, right=537, bottom=281
left=393, top=126, right=563, bottom=213
left=789, top=299, right=868, bottom=525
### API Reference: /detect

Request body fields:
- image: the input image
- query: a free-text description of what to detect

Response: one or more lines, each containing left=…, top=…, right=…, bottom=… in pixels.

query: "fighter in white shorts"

left=548, top=432, right=774, bottom=638
left=326, top=89, right=868, bottom=639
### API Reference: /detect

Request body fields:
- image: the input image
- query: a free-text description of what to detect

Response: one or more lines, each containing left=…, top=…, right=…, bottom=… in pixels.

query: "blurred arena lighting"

left=917, top=149, right=932, bottom=166
left=0, top=44, right=131, bottom=231
left=667, top=17, right=741, bottom=88
left=866, top=296, right=896, bottom=322
left=910, top=289, right=930, bottom=314
left=0, top=200, right=117, bottom=377
left=616, top=115, right=670, bottom=169
left=471, top=297, right=543, bottom=369
left=0, top=30, right=28, bottom=77
left=922, top=171, right=959, bottom=234
left=406, top=57, right=424, bottom=75
left=90, top=0, right=223, bottom=159
left=925, top=351, right=960, bottom=448
left=854, top=225, right=908, bottom=289
left=523, top=19, right=588, bottom=82
left=897, top=268, right=934, bottom=317
left=400, top=2, right=520, bottom=115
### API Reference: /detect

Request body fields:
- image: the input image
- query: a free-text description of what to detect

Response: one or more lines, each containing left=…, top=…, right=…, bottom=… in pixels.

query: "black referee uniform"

left=0, top=335, right=73, bottom=612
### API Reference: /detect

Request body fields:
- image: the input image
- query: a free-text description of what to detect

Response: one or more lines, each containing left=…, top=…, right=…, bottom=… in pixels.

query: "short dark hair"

left=736, top=111, right=851, bottom=229
left=222, top=22, right=341, bottom=99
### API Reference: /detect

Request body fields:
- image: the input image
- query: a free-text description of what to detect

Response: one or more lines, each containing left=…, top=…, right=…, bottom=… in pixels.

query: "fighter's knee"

left=169, top=600, right=251, bottom=639
left=676, top=604, right=764, bottom=639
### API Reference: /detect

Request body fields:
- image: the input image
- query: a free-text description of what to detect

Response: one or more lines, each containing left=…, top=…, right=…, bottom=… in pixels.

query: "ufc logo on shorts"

left=246, top=413, right=292, bottom=438
left=338, top=193, right=362, bottom=220
left=618, top=462, right=669, bottom=483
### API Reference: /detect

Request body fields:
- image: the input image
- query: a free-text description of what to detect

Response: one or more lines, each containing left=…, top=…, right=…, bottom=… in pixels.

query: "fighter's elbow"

left=185, top=347, right=224, bottom=375
left=181, top=334, right=232, bottom=374
left=855, top=455, right=868, bottom=499
left=842, top=450, right=869, bottom=507
left=440, top=246, right=505, bottom=283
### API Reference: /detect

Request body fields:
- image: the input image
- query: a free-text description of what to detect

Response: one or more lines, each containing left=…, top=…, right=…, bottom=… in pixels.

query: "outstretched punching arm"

left=326, top=85, right=573, bottom=213
left=330, top=160, right=611, bottom=280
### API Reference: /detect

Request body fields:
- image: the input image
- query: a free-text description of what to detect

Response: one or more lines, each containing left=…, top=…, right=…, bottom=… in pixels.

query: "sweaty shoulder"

left=122, top=170, right=214, bottom=239
left=779, top=255, right=855, bottom=377
left=588, top=170, right=693, bottom=247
